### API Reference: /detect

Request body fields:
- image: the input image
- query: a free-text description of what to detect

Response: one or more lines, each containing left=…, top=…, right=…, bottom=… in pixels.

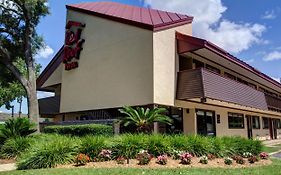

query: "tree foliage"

left=0, top=0, right=49, bottom=130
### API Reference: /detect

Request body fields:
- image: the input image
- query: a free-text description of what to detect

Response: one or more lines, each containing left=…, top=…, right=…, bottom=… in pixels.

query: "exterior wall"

left=60, top=10, right=154, bottom=113
left=176, top=100, right=281, bottom=139
left=41, top=64, right=63, bottom=88
left=153, top=24, right=192, bottom=106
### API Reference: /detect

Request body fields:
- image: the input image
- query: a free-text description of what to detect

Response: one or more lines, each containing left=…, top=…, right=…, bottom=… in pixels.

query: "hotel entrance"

left=196, top=110, right=216, bottom=136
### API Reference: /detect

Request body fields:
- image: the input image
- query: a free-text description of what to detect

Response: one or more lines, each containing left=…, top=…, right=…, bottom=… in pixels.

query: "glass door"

left=196, top=110, right=216, bottom=136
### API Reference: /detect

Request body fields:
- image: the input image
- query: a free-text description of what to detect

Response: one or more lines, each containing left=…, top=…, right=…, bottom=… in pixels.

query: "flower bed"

left=57, top=157, right=272, bottom=169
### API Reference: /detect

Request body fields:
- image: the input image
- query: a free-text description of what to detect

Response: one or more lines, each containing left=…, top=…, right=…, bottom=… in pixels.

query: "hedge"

left=43, top=124, right=113, bottom=136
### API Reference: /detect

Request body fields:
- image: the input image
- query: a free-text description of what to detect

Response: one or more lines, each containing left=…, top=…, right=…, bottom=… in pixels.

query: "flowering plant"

left=98, top=149, right=112, bottom=161
left=199, top=155, right=208, bottom=164
left=171, top=150, right=184, bottom=160
left=248, top=156, right=258, bottom=164
left=242, top=152, right=253, bottom=158
left=235, top=156, right=245, bottom=164
left=259, top=152, right=269, bottom=159
left=156, top=155, right=168, bottom=165
left=179, top=152, right=193, bottom=165
left=224, top=157, right=233, bottom=165
left=116, top=156, right=126, bottom=164
left=207, top=154, right=216, bottom=160
left=136, top=150, right=152, bottom=165
left=75, top=153, right=90, bottom=166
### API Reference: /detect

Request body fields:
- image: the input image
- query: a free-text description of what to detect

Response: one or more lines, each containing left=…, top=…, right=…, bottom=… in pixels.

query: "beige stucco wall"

left=177, top=99, right=281, bottom=139
left=60, top=10, right=154, bottom=113
left=153, top=24, right=192, bottom=106
left=41, top=64, right=63, bottom=88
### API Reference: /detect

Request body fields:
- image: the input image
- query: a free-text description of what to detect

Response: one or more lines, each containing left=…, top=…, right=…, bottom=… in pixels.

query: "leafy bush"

left=0, top=137, right=33, bottom=159
left=180, top=152, right=193, bottom=165
left=0, top=117, right=36, bottom=144
left=145, top=134, right=171, bottom=156
left=185, top=135, right=210, bottom=156
left=43, top=124, right=113, bottom=136
left=75, top=153, right=90, bottom=166
left=136, top=150, right=152, bottom=165
left=17, top=135, right=80, bottom=170
left=79, top=136, right=107, bottom=160
left=156, top=155, right=168, bottom=165
left=224, top=157, right=233, bottom=165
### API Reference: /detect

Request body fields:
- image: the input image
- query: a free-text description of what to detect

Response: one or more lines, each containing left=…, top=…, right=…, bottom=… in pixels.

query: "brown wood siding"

left=177, top=68, right=268, bottom=110
left=265, top=94, right=281, bottom=110
left=177, top=69, right=204, bottom=99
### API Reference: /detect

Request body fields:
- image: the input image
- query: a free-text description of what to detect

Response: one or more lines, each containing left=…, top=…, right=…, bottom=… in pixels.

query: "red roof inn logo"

left=63, top=21, right=85, bottom=71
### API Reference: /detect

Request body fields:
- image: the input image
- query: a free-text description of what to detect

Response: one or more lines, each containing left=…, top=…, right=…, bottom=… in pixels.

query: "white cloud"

left=37, top=91, right=54, bottom=99
left=0, top=111, right=2, bottom=113
left=271, top=77, right=280, bottom=83
left=245, top=59, right=255, bottom=64
left=35, top=45, right=54, bottom=59
left=263, top=51, right=281, bottom=61
left=143, top=0, right=266, bottom=54
left=262, top=10, right=276, bottom=20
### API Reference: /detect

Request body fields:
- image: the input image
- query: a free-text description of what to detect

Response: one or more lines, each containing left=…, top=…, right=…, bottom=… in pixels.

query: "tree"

left=119, top=106, right=173, bottom=133
left=0, top=0, right=49, bottom=131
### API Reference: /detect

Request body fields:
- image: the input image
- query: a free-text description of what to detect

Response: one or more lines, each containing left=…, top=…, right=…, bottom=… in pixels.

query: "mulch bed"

left=57, top=157, right=272, bottom=169
left=0, top=159, right=15, bottom=164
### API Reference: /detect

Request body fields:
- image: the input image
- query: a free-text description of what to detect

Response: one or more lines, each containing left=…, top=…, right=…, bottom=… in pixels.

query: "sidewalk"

left=0, top=163, right=16, bottom=172
left=263, top=139, right=281, bottom=147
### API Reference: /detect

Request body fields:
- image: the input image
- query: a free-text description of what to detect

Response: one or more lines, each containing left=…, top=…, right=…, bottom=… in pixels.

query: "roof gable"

left=66, top=1, right=193, bottom=31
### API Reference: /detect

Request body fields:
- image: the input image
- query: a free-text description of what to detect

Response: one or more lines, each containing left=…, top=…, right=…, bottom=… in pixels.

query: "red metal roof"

left=66, top=1, right=193, bottom=31
left=176, top=32, right=281, bottom=90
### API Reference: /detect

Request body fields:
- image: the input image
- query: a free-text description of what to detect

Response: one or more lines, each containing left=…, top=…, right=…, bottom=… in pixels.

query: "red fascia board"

left=176, top=32, right=281, bottom=89
left=66, top=5, right=193, bottom=32
left=36, top=46, right=64, bottom=89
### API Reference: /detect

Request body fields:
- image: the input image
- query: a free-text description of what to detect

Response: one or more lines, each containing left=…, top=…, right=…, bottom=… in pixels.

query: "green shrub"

left=110, top=134, right=147, bottom=161
left=0, top=117, right=36, bottom=145
left=43, top=124, right=113, bottom=136
left=145, top=134, right=171, bottom=156
left=17, top=134, right=80, bottom=170
left=80, top=135, right=107, bottom=160
left=0, top=137, right=33, bottom=159
left=185, top=135, right=211, bottom=156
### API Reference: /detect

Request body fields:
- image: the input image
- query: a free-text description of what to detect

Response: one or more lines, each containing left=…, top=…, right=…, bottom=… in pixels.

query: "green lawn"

left=263, top=144, right=281, bottom=153
left=1, top=159, right=281, bottom=175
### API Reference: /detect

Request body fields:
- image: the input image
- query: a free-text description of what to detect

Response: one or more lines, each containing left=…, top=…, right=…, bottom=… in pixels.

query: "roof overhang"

left=176, top=32, right=281, bottom=91
left=36, top=46, right=64, bottom=91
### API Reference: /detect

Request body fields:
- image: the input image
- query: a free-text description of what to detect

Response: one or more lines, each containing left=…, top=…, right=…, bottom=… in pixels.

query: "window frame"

left=262, top=117, right=269, bottom=129
left=228, top=112, right=245, bottom=129
left=252, top=116, right=260, bottom=129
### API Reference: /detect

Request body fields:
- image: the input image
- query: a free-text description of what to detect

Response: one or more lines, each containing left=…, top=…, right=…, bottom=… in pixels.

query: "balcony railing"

left=265, top=94, right=281, bottom=110
left=177, top=68, right=268, bottom=110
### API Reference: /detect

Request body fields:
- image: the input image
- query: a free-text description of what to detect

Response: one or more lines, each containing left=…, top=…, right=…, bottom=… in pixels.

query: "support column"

left=153, top=122, right=159, bottom=134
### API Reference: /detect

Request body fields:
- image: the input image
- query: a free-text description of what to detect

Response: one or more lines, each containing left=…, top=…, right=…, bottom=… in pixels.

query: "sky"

left=1, top=0, right=281, bottom=114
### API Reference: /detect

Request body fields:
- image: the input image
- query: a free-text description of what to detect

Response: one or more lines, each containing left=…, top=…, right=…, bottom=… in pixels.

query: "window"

left=206, top=64, right=221, bottom=74
left=224, top=72, right=236, bottom=80
left=262, top=117, right=269, bottom=129
left=228, top=112, right=244, bottom=129
left=252, top=116, right=260, bottom=129
left=276, top=119, right=281, bottom=129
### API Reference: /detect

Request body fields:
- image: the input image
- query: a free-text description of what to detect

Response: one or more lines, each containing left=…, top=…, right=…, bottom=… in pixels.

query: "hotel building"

left=37, top=2, right=281, bottom=140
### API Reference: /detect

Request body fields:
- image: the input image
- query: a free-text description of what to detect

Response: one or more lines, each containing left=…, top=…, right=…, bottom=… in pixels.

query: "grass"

left=0, top=158, right=281, bottom=175
left=263, top=144, right=281, bottom=153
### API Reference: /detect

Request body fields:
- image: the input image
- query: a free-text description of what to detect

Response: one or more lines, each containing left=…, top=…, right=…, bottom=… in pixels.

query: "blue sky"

left=1, top=0, right=281, bottom=114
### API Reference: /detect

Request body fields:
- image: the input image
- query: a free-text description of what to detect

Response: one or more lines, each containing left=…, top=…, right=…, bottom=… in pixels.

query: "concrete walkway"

left=263, top=139, right=281, bottom=147
left=0, top=163, right=16, bottom=172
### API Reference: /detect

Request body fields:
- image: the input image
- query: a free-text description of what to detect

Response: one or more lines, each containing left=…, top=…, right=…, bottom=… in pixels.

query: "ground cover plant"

left=2, top=133, right=264, bottom=170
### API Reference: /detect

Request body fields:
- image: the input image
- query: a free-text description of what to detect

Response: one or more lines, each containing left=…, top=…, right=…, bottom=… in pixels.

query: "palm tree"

left=119, top=106, right=173, bottom=133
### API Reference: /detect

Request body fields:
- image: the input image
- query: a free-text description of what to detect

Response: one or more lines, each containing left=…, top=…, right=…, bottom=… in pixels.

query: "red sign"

left=63, top=21, right=85, bottom=71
